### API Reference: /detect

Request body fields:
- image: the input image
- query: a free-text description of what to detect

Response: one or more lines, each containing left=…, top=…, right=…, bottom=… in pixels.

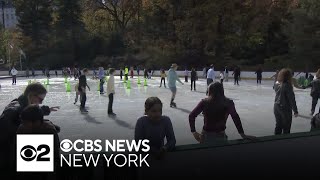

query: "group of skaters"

left=73, top=67, right=116, bottom=115
left=2, top=64, right=320, bottom=177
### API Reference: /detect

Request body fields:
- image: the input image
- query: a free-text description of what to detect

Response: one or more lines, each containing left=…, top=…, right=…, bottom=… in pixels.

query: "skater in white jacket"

left=10, top=67, right=18, bottom=85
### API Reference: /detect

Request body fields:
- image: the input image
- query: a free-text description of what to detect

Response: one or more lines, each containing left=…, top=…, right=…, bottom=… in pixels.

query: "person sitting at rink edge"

left=15, top=105, right=60, bottom=179
left=189, top=82, right=256, bottom=144
left=135, top=97, right=176, bottom=159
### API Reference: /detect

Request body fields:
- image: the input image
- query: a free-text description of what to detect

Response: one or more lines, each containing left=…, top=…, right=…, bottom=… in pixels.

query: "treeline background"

left=0, top=0, right=319, bottom=71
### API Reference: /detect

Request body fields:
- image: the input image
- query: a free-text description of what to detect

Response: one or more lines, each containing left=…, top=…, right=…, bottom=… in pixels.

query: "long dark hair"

left=204, top=82, right=229, bottom=120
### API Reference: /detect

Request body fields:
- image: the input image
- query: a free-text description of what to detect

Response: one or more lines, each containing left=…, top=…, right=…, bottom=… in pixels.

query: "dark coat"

left=0, top=95, right=51, bottom=170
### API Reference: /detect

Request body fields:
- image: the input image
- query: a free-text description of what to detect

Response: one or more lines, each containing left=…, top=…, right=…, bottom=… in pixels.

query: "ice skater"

left=135, top=97, right=176, bottom=159
left=191, top=68, right=197, bottom=91
left=107, top=68, right=116, bottom=116
left=78, top=68, right=91, bottom=113
left=125, top=66, right=129, bottom=81
left=144, top=68, right=147, bottom=79
left=46, top=68, right=50, bottom=79
left=167, top=63, right=184, bottom=108
left=206, top=64, right=215, bottom=95
left=10, top=67, right=18, bottom=85
left=255, top=66, right=263, bottom=84
left=273, top=68, right=298, bottom=135
left=309, top=69, right=320, bottom=116
left=159, top=69, right=166, bottom=88
left=148, top=69, right=152, bottom=79
left=203, top=66, right=207, bottom=78
left=224, top=66, right=229, bottom=82
left=130, top=67, right=134, bottom=78
left=232, top=66, right=240, bottom=85
left=31, top=68, right=35, bottom=78
left=184, top=68, right=189, bottom=82
left=98, top=67, right=105, bottom=94
left=120, top=68, right=123, bottom=80
left=137, top=66, right=140, bottom=76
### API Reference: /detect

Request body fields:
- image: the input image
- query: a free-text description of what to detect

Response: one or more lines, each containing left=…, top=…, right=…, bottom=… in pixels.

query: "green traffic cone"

left=66, top=82, right=71, bottom=92
left=97, top=81, right=100, bottom=91
left=127, top=79, right=131, bottom=89
left=46, top=78, right=50, bottom=85
left=138, top=77, right=141, bottom=84
left=144, top=78, right=148, bottom=86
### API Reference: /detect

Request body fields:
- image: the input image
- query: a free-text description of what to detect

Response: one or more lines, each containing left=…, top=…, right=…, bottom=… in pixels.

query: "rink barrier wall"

left=0, top=70, right=314, bottom=80
left=14, top=130, right=320, bottom=179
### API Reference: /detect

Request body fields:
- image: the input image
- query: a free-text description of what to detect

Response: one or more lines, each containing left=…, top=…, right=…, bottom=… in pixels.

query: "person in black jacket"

left=310, top=69, right=320, bottom=116
left=232, top=66, right=240, bottom=85
left=78, top=68, right=91, bottom=113
left=191, top=68, right=197, bottom=91
left=0, top=83, right=60, bottom=176
left=273, top=68, right=299, bottom=135
left=255, top=66, right=263, bottom=84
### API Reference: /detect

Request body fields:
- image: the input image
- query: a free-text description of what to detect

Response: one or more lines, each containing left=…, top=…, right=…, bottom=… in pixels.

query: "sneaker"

left=310, top=112, right=315, bottom=116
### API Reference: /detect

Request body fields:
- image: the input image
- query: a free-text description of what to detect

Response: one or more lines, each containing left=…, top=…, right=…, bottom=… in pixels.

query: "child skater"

left=107, top=68, right=116, bottom=116
left=159, top=69, right=166, bottom=88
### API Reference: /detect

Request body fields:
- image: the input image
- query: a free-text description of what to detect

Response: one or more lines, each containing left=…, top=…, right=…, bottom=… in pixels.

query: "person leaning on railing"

left=189, top=82, right=256, bottom=144
left=135, top=97, right=176, bottom=159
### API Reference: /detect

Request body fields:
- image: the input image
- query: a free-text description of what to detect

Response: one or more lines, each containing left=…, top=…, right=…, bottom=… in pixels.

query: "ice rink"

left=0, top=76, right=316, bottom=145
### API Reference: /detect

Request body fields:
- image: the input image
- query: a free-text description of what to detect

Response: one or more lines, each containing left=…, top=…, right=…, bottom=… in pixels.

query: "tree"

left=286, top=0, right=320, bottom=69
left=54, top=0, right=85, bottom=62
left=85, top=0, right=140, bottom=33
left=13, top=0, right=52, bottom=48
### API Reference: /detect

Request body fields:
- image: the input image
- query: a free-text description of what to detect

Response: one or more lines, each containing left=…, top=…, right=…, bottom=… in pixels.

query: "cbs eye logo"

left=16, top=135, right=54, bottom=172
left=20, top=144, right=50, bottom=162
left=60, top=139, right=73, bottom=152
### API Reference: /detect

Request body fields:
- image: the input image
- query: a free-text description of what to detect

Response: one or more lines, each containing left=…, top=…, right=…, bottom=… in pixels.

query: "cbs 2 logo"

left=20, top=144, right=51, bottom=162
